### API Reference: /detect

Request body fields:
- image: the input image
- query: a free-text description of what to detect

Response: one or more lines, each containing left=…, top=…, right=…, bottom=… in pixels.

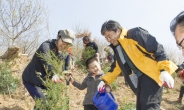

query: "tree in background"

left=0, top=0, right=47, bottom=56
left=0, top=61, right=20, bottom=97
left=72, top=23, right=109, bottom=69
left=72, top=23, right=91, bottom=57
left=164, top=46, right=184, bottom=65
left=93, top=37, right=108, bottom=58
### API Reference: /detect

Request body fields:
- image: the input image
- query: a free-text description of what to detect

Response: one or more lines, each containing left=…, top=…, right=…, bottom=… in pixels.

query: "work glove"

left=52, top=74, right=63, bottom=83
left=160, top=71, right=174, bottom=89
left=97, top=81, right=105, bottom=93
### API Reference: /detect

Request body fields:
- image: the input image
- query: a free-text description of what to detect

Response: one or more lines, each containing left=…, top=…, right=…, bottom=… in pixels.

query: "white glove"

left=160, top=71, right=174, bottom=88
left=97, top=81, right=105, bottom=92
left=52, top=74, right=60, bottom=82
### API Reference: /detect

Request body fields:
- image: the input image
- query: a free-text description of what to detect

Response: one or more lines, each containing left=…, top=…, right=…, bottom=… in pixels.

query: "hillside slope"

left=0, top=57, right=184, bottom=110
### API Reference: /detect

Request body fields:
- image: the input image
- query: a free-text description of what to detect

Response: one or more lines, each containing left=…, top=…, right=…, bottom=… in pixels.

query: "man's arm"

left=102, top=61, right=121, bottom=84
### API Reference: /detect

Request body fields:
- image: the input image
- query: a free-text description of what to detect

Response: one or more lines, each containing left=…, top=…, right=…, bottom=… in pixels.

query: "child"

left=67, top=57, right=110, bottom=110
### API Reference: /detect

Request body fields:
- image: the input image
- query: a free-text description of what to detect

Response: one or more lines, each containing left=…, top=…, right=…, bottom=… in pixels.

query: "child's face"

left=88, top=61, right=101, bottom=74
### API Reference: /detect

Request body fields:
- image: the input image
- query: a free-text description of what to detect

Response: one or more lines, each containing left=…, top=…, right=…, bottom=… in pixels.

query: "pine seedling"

left=35, top=50, right=70, bottom=110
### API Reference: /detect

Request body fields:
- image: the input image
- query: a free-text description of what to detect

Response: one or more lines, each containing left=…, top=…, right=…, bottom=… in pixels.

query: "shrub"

left=75, top=59, right=87, bottom=73
left=0, top=61, right=19, bottom=95
left=75, top=46, right=96, bottom=73
left=111, top=80, right=118, bottom=91
left=34, top=50, right=70, bottom=110
left=81, top=46, right=96, bottom=65
left=101, top=63, right=111, bottom=74
left=120, top=102, right=136, bottom=110
left=172, top=72, right=177, bottom=80
left=35, top=79, right=69, bottom=110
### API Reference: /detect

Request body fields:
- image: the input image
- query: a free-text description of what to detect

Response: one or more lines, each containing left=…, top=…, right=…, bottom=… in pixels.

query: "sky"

left=44, top=0, right=184, bottom=47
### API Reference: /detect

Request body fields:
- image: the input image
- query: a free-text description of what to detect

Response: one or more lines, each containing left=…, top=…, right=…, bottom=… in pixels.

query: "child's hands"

left=64, top=72, right=74, bottom=83
left=105, top=84, right=112, bottom=93
left=105, top=87, right=111, bottom=93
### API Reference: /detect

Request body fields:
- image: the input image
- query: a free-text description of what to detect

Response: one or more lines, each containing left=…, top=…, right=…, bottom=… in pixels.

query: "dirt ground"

left=0, top=57, right=184, bottom=110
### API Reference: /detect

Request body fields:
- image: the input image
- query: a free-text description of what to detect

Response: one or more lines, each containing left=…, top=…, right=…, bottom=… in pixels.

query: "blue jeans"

left=23, top=80, right=46, bottom=109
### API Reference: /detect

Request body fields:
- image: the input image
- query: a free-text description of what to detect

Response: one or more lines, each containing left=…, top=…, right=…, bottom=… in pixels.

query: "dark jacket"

left=22, top=39, right=68, bottom=86
left=86, top=41, right=99, bottom=53
left=72, top=72, right=104, bottom=105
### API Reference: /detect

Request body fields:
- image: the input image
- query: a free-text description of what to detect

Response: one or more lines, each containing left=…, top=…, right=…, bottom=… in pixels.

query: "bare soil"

left=0, top=57, right=184, bottom=110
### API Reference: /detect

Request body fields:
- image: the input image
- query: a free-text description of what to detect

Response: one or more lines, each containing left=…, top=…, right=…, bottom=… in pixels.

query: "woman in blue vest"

left=22, top=29, right=75, bottom=109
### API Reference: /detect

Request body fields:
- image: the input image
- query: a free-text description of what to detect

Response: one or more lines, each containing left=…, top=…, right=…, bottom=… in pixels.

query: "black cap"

left=170, top=11, right=184, bottom=35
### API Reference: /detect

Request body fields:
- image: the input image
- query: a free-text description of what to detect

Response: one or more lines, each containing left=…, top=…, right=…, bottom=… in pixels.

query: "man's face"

left=174, top=24, right=184, bottom=56
left=56, top=38, right=71, bottom=52
left=83, top=40, right=89, bottom=45
left=104, top=30, right=120, bottom=46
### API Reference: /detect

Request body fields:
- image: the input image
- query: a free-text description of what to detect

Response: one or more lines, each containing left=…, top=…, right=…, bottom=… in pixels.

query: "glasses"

left=177, top=38, right=184, bottom=50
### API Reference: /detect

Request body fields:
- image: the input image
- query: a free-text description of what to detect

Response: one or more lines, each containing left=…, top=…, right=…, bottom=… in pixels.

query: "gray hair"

left=178, top=16, right=184, bottom=32
left=101, top=20, right=122, bottom=35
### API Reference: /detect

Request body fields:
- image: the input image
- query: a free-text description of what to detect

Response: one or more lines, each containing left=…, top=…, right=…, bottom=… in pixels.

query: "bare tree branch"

left=0, top=0, right=47, bottom=56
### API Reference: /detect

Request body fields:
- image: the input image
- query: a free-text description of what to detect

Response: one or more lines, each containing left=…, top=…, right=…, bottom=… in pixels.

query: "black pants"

left=179, top=86, right=184, bottom=99
left=84, top=105, right=98, bottom=110
left=136, top=75, right=163, bottom=110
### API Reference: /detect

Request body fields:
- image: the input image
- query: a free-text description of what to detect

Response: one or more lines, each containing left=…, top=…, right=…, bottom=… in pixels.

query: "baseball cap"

left=58, top=29, right=75, bottom=45
left=170, top=11, right=184, bottom=35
